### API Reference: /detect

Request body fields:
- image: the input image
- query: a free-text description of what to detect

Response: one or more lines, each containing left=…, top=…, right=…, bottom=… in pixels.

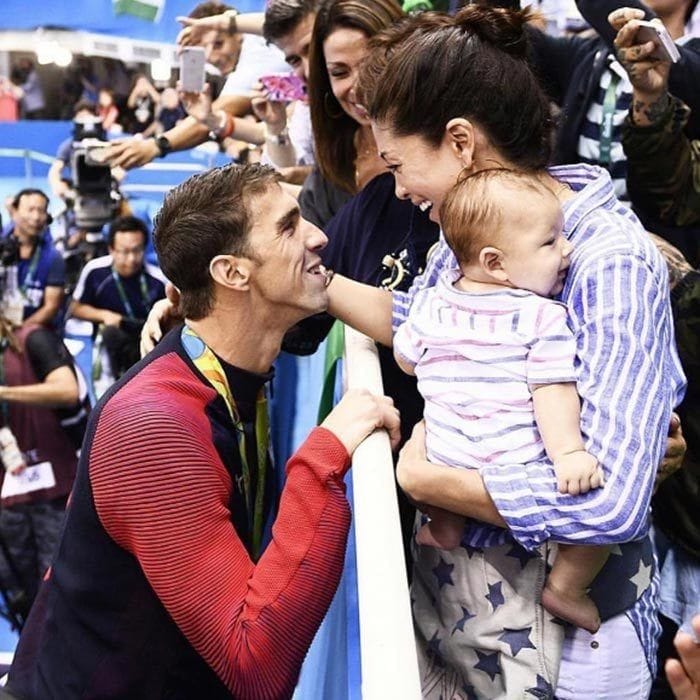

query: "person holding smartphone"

left=177, top=2, right=317, bottom=179
left=615, top=7, right=700, bottom=236
left=525, top=0, right=699, bottom=205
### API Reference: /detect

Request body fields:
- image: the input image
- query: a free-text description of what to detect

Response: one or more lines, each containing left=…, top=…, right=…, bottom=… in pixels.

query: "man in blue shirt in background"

left=1, top=189, right=64, bottom=331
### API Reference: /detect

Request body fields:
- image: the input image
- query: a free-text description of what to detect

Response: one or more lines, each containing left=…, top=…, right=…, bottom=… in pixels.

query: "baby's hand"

left=553, top=450, right=604, bottom=495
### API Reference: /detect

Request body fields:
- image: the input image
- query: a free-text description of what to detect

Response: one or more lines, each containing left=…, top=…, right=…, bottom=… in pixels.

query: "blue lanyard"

left=111, top=269, right=150, bottom=319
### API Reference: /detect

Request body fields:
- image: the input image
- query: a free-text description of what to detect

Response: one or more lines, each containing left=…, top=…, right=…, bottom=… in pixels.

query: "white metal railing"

left=343, top=326, right=421, bottom=700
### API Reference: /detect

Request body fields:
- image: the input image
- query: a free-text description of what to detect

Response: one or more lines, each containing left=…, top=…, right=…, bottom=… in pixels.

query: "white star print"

left=629, top=560, right=652, bottom=598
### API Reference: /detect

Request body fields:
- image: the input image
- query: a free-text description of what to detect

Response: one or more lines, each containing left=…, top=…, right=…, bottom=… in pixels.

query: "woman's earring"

left=324, top=92, right=344, bottom=119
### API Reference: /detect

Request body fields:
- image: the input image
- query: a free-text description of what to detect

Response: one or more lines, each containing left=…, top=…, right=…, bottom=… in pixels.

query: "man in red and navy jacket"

left=4, top=163, right=400, bottom=700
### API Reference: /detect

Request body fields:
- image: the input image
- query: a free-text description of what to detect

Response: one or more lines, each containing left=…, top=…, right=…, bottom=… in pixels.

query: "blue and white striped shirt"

left=392, top=163, right=686, bottom=673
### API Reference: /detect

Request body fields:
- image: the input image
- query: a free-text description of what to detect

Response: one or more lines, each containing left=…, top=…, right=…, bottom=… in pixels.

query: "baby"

left=394, top=169, right=608, bottom=633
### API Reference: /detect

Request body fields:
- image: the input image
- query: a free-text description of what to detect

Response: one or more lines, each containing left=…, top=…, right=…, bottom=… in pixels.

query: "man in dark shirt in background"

left=70, top=215, right=166, bottom=380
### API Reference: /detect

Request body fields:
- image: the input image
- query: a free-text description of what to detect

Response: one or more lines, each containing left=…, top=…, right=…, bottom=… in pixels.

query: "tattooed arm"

left=611, top=10, right=700, bottom=225
left=622, top=91, right=700, bottom=226
left=631, top=91, right=671, bottom=127
left=610, top=10, right=673, bottom=115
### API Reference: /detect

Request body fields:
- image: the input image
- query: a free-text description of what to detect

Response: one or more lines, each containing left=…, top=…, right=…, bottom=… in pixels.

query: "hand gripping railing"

left=342, top=326, right=421, bottom=700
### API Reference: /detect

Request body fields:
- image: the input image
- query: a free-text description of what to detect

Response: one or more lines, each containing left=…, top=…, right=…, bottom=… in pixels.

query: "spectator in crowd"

left=526, top=0, right=699, bottom=201
left=0, top=313, right=89, bottom=620
left=642, top=232, right=700, bottom=699
left=48, top=101, right=100, bottom=202
left=154, top=87, right=186, bottom=133
left=105, top=1, right=286, bottom=170
left=576, top=0, right=700, bottom=265
left=70, top=216, right=166, bottom=381
left=3, top=163, right=400, bottom=699
left=97, top=88, right=120, bottom=132
left=0, top=76, right=20, bottom=122
left=178, top=2, right=288, bottom=118
left=59, top=66, right=85, bottom=121
left=609, top=14, right=700, bottom=686
left=297, top=0, right=394, bottom=226
left=615, top=8, right=700, bottom=245
left=76, top=56, right=99, bottom=105
left=178, top=0, right=317, bottom=179
left=11, top=59, right=45, bottom=120
left=0, top=190, right=64, bottom=330
left=259, top=0, right=317, bottom=174
left=126, top=73, right=160, bottom=136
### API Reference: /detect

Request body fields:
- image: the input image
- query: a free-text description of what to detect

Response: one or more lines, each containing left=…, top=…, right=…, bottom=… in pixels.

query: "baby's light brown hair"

left=440, top=168, right=557, bottom=267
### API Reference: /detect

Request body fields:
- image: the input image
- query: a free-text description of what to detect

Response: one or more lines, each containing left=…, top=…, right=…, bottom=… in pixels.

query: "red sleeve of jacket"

left=89, top=375, right=351, bottom=700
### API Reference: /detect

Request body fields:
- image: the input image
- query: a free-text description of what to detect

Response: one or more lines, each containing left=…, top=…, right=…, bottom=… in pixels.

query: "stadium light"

left=35, top=40, right=73, bottom=67
left=150, top=58, right=171, bottom=82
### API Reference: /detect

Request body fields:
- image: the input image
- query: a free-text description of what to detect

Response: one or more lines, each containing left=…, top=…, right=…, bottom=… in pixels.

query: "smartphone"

left=179, top=46, right=206, bottom=92
left=259, top=73, right=308, bottom=103
left=634, top=20, right=681, bottom=63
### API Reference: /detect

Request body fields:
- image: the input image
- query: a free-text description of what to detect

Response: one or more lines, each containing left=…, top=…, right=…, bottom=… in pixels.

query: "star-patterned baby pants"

left=412, top=534, right=564, bottom=699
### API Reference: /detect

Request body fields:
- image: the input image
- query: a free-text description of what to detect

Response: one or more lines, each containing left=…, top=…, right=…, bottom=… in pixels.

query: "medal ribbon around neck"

left=181, top=325, right=270, bottom=559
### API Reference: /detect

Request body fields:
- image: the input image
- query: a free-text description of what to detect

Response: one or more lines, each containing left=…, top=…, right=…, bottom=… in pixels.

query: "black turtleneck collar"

left=215, top=351, right=274, bottom=423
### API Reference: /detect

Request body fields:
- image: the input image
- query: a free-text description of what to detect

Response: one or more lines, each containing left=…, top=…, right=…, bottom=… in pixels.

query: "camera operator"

left=48, top=101, right=124, bottom=260
left=0, top=313, right=90, bottom=622
left=48, top=101, right=99, bottom=206
left=0, top=189, right=64, bottom=330
left=70, top=216, right=166, bottom=382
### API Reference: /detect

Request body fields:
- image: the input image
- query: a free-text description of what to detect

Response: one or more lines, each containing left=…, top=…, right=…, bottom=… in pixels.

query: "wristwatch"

left=265, top=126, right=290, bottom=147
left=154, top=135, right=173, bottom=158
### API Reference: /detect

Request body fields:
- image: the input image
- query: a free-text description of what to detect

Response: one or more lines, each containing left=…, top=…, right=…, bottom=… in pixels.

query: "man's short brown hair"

left=153, top=163, right=280, bottom=319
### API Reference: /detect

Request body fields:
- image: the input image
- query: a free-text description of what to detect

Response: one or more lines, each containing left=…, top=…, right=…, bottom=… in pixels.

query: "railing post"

left=343, top=325, right=421, bottom=700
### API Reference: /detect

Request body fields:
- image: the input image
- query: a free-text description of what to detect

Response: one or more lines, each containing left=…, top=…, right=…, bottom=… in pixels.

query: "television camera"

left=69, top=117, right=121, bottom=233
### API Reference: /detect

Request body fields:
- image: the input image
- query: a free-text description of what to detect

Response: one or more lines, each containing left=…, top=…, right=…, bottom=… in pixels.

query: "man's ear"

left=445, top=118, right=476, bottom=170
left=479, top=246, right=509, bottom=283
left=209, top=254, right=252, bottom=291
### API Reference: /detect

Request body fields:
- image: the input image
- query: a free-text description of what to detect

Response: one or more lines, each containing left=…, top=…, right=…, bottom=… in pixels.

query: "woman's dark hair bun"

left=453, top=4, right=532, bottom=58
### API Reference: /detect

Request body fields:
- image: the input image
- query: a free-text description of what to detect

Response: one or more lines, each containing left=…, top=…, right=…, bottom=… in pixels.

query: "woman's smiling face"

left=323, top=27, right=371, bottom=126
left=372, top=123, right=466, bottom=223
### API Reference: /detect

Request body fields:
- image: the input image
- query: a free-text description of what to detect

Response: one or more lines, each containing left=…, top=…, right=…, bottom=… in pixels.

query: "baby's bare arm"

left=393, top=349, right=416, bottom=377
left=532, top=382, right=603, bottom=495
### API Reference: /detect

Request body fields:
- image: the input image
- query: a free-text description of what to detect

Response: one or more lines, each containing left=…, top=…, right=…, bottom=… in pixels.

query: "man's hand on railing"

left=321, top=389, right=400, bottom=456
